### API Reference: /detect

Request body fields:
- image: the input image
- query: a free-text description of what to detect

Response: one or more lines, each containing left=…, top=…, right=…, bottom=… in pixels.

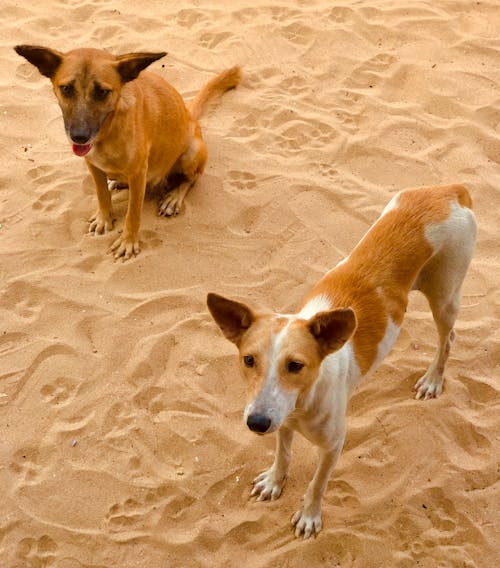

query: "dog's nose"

left=247, top=413, right=271, bottom=433
left=71, top=129, right=91, bottom=145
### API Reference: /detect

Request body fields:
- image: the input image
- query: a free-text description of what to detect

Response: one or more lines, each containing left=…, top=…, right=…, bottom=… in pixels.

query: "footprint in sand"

left=1, top=281, right=42, bottom=319
left=232, top=113, right=259, bottom=139
left=328, top=5, right=357, bottom=23
left=400, top=485, right=460, bottom=556
left=226, top=170, right=257, bottom=192
left=336, top=89, right=362, bottom=107
left=333, top=108, right=359, bottom=134
left=26, top=164, right=55, bottom=184
left=176, top=8, right=205, bottom=29
left=280, top=119, right=336, bottom=152
left=233, top=109, right=336, bottom=155
left=40, top=376, right=76, bottom=407
left=279, top=75, right=310, bottom=96
left=104, top=484, right=195, bottom=535
left=10, top=448, right=45, bottom=487
left=136, top=229, right=163, bottom=253
left=330, top=479, right=361, bottom=508
left=318, top=163, right=339, bottom=180
left=104, top=494, right=165, bottom=534
left=427, top=486, right=463, bottom=530
left=280, top=22, right=313, bottom=46
left=199, top=31, right=233, bottom=49
left=16, top=535, right=58, bottom=568
left=32, top=189, right=63, bottom=213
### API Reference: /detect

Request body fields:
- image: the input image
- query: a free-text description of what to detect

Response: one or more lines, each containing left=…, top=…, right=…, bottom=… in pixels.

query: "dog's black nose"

left=71, top=129, right=91, bottom=145
left=247, top=413, right=271, bottom=433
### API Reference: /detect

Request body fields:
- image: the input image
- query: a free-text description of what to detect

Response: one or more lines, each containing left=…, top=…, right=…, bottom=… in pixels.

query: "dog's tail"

left=189, top=66, right=241, bottom=121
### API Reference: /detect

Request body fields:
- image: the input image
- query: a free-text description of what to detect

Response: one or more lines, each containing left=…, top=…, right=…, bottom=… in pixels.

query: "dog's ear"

left=14, top=45, right=63, bottom=79
left=116, top=52, right=167, bottom=83
left=308, top=307, right=357, bottom=358
left=207, top=293, right=255, bottom=347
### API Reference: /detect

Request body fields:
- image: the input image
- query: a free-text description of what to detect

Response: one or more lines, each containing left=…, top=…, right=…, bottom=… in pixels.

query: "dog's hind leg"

left=158, top=123, right=207, bottom=217
left=412, top=205, right=476, bottom=399
left=414, top=286, right=459, bottom=400
left=158, top=178, right=193, bottom=217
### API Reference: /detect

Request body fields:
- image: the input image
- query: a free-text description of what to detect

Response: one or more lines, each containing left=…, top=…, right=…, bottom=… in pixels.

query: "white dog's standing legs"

left=252, top=427, right=294, bottom=501
left=292, top=437, right=344, bottom=539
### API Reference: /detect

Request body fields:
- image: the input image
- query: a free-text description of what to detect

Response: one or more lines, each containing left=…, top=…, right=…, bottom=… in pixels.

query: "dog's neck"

left=292, top=278, right=398, bottom=404
left=286, top=340, right=356, bottom=444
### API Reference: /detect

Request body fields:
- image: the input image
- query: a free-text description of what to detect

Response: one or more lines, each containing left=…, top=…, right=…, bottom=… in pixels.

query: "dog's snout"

left=247, top=413, right=271, bottom=433
left=70, top=128, right=92, bottom=145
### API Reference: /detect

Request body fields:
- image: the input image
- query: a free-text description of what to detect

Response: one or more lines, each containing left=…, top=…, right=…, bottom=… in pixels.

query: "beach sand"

left=1, top=1, right=499, bottom=566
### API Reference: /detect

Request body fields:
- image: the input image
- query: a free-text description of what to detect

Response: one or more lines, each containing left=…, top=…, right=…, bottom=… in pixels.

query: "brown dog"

left=15, top=45, right=240, bottom=259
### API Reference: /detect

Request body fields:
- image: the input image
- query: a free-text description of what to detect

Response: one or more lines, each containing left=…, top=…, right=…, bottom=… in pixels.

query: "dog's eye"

left=94, top=85, right=111, bottom=101
left=243, top=355, right=255, bottom=368
left=59, top=84, right=74, bottom=98
left=287, top=361, right=304, bottom=373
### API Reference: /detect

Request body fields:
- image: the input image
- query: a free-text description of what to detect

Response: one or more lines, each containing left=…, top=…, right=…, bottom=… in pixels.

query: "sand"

left=1, top=1, right=499, bottom=566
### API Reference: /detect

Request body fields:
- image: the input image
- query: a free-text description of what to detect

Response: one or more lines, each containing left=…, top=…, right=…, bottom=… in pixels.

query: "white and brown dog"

left=207, top=184, right=476, bottom=538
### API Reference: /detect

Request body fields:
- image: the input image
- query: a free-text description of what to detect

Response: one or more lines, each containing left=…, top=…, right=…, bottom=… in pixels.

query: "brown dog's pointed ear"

left=308, top=307, right=357, bottom=358
left=116, top=52, right=167, bottom=83
left=14, top=45, right=63, bottom=79
left=207, top=293, right=255, bottom=347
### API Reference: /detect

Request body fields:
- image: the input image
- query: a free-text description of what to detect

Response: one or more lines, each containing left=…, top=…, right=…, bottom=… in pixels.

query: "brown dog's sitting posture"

left=15, top=45, right=240, bottom=259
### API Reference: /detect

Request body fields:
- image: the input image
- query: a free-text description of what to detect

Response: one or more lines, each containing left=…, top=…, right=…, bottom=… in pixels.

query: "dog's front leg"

left=291, top=439, right=344, bottom=539
left=251, top=426, right=293, bottom=501
left=87, top=162, right=115, bottom=235
left=110, top=168, right=147, bottom=260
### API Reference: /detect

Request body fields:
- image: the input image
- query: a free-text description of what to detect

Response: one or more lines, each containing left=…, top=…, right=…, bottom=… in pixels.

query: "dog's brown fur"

left=15, top=45, right=240, bottom=259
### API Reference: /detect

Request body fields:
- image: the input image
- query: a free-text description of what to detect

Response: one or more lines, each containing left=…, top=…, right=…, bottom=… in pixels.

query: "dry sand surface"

left=1, top=1, right=499, bottom=566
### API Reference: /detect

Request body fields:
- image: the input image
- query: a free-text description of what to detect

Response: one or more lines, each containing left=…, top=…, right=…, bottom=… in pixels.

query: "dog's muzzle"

left=246, top=413, right=271, bottom=434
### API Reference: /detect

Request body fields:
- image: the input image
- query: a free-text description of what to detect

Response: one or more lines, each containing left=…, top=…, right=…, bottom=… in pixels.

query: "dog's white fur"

left=207, top=185, right=476, bottom=538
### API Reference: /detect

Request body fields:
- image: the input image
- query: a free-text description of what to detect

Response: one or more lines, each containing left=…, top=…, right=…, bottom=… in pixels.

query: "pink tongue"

left=72, top=143, right=92, bottom=157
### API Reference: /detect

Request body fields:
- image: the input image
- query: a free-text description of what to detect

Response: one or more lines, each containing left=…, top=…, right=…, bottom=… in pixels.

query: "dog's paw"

left=110, top=234, right=140, bottom=261
left=414, top=371, right=443, bottom=400
left=251, top=469, right=286, bottom=501
left=158, top=187, right=187, bottom=217
left=291, top=508, right=322, bottom=539
left=89, top=211, right=115, bottom=235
